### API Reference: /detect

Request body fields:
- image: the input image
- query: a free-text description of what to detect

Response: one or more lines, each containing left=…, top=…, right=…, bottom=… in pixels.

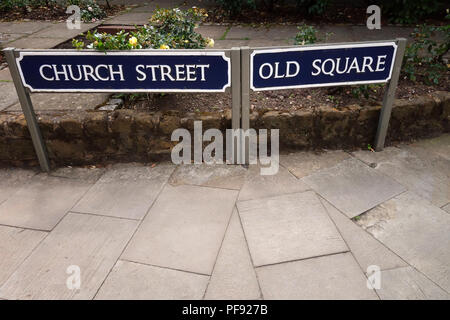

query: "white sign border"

left=16, top=50, right=232, bottom=93
left=250, top=41, right=398, bottom=91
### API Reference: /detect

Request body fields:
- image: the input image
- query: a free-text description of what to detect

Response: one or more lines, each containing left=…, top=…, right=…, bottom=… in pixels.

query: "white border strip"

left=250, top=41, right=398, bottom=91
left=16, top=50, right=231, bottom=93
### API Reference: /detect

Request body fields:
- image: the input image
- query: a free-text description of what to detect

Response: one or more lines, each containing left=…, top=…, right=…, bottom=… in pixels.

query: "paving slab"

left=356, top=191, right=450, bottom=292
left=406, top=134, right=450, bottom=160
left=0, top=82, right=18, bottom=111
left=96, top=260, right=209, bottom=300
left=265, top=25, right=300, bottom=40
left=377, top=266, right=449, bottom=300
left=169, top=164, right=246, bottom=190
left=353, top=146, right=449, bottom=207
left=256, top=252, right=378, bottom=300
left=237, top=191, right=348, bottom=267
left=6, top=37, right=67, bottom=49
left=0, top=213, right=138, bottom=300
left=318, top=25, right=354, bottom=43
left=0, top=21, right=53, bottom=35
left=248, top=38, right=294, bottom=47
left=0, top=174, right=94, bottom=230
left=302, top=158, right=406, bottom=218
left=238, top=164, right=309, bottom=201
left=196, top=25, right=228, bottom=40
left=0, top=167, right=37, bottom=205
left=0, top=22, right=12, bottom=31
left=0, top=68, right=12, bottom=82
left=0, top=225, right=47, bottom=287
left=213, top=39, right=250, bottom=49
left=73, top=163, right=175, bottom=220
left=280, top=150, right=350, bottom=179
left=107, top=12, right=152, bottom=24
left=401, top=144, right=450, bottom=179
left=122, top=184, right=238, bottom=275
left=319, top=197, right=407, bottom=272
left=442, top=203, right=450, bottom=214
left=226, top=26, right=269, bottom=40
left=28, top=22, right=100, bottom=39
left=48, top=166, right=106, bottom=183
left=130, top=5, right=159, bottom=12
left=0, top=33, right=25, bottom=44
left=7, top=93, right=110, bottom=112
left=350, top=26, right=413, bottom=42
left=204, top=210, right=261, bottom=300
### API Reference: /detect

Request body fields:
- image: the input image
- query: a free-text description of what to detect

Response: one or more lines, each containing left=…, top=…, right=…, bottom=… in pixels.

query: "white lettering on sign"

left=38, top=64, right=125, bottom=82
left=311, top=55, right=387, bottom=77
left=258, top=61, right=300, bottom=79
left=376, top=55, right=387, bottom=72
left=135, top=64, right=210, bottom=82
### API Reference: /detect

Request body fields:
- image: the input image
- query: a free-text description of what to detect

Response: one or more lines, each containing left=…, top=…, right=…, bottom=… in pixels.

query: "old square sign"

left=240, top=38, right=406, bottom=163
left=250, top=41, right=397, bottom=90
left=16, top=50, right=231, bottom=92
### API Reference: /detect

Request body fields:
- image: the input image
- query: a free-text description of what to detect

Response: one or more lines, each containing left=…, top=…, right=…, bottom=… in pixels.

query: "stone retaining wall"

left=0, top=91, right=449, bottom=167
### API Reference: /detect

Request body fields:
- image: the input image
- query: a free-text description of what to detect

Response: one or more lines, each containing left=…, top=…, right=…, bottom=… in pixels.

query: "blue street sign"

left=17, top=51, right=231, bottom=92
left=251, top=42, right=397, bottom=91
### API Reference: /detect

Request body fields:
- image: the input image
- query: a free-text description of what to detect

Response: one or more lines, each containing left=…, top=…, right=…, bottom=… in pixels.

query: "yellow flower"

left=206, top=38, right=214, bottom=48
left=129, top=36, right=138, bottom=47
left=159, top=44, right=170, bottom=49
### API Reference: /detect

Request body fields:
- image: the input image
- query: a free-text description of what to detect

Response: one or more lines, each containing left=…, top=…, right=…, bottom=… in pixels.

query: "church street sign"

left=16, top=50, right=231, bottom=92
left=250, top=41, right=397, bottom=91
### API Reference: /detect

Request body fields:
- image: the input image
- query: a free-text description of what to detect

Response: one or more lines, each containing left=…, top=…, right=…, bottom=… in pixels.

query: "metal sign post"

left=374, top=38, right=407, bottom=151
left=241, top=46, right=251, bottom=164
left=4, top=48, right=50, bottom=172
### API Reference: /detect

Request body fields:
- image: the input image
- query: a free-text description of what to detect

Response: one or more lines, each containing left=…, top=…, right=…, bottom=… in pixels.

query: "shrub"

left=67, top=0, right=106, bottom=22
left=296, top=0, right=330, bottom=15
left=294, top=24, right=319, bottom=45
left=351, top=84, right=383, bottom=99
left=215, top=0, right=330, bottom=17
left=215, top=0, right=256, bottom=17
left=381, top=0, right=441, bottom=24
left=0, top=0, right=57, bottom=11
left=294, top=24, right=332, bottom=45
left=0, top=0, right=106, bottom=22
left=73, top=7, right=213, bottom=51
left=402, top=15, right=450, bottom=84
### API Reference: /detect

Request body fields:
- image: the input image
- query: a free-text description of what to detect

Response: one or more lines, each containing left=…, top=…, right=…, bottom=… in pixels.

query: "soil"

left=0, top=4, right=126, bottom=22
left=204, top=3, right=449, bottom=26
left=117, top=74, right=449, bottom=114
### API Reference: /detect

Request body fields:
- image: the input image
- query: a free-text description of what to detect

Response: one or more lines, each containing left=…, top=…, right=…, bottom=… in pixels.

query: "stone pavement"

left=0, top=134, right=448, bottom=300
left=0, top=2, right=449, bottom=300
